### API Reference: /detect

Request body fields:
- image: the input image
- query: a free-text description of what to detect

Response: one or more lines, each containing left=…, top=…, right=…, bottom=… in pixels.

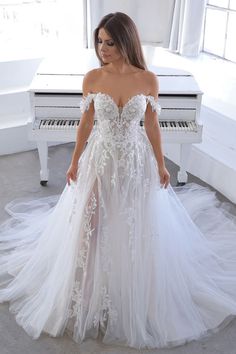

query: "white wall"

left=0, top=57, right=42, bottom=93
left=0, top=57, right=42, bottom=154
left=0, top=57, right=42, bottom=130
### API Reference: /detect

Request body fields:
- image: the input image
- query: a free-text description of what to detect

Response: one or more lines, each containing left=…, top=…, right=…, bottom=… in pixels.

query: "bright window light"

left=203, top=0, right=236, bottom=62
left=0, top=0, right=84, bottom=58
left=203, top=8, right=227, bottom=57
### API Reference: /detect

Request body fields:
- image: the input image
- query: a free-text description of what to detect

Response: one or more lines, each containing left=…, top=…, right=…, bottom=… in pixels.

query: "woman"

left=1, top=11, right=236, bottom=350
left=66, top=13, right=170, bottom=190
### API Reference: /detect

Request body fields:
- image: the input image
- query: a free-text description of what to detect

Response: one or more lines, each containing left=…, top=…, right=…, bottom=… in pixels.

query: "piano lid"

left=29, top=69, right=202, bottom=96
left=29, top=47, right=202, bottom=95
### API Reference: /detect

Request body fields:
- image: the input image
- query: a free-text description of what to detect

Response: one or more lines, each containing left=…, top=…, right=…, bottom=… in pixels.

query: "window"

left=203, top=0, right=236, bottom=62
left=0, top=0, right=85, bottom=58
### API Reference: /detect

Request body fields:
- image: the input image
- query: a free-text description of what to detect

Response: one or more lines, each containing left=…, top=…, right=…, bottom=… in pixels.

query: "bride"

left=1, top=11, right=236, bottom=350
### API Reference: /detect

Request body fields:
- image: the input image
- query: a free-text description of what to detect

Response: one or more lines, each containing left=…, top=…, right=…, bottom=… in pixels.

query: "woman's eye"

left=98, top=39, right=114, bottom=46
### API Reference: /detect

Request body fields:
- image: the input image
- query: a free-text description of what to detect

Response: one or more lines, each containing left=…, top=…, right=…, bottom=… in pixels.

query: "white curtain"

left=169, top=0, right=207, bottom=56
left=85, top=0, right=175, bottom=49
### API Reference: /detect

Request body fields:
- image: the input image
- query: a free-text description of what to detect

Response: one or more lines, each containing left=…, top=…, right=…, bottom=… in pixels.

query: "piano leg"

left=177, top=143, right=190, bottom=186
left=37, top=141, right=49, bottom=186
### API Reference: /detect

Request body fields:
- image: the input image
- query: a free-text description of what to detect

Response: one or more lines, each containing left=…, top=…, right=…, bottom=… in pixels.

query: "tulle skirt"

left=1, top=131, right=236, bottom=349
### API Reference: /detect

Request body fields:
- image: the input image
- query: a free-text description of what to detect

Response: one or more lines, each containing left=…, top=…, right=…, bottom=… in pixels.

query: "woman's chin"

left=101, top=56, right=110, bottom=62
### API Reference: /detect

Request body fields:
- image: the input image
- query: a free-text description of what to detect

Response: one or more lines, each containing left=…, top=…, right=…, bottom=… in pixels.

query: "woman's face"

left=97, top=28, right=122, bottom=63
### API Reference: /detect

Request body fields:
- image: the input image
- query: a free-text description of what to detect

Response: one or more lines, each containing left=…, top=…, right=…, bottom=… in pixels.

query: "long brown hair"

left=94, top=12, right=148, bottom=70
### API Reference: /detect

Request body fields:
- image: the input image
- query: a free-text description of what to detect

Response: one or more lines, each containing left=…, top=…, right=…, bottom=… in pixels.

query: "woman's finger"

left=165, top=174, right=170, bottom=188
left=67, top=173, right=72, bottom=185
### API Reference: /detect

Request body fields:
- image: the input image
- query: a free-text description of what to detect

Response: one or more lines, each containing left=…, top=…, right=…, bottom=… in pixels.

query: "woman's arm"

left=144, top=72, right=170, bottom=188
left=66, top=71, right=95, bottom=184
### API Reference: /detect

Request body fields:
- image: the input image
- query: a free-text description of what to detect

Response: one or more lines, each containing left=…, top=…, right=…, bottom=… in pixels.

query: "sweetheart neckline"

left=88, top=92, right=155, bottom=112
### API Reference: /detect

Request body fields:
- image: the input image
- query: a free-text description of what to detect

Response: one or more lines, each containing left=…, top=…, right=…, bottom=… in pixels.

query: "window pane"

left=225, top=12, right=236, bottom=61
left=0, top=0, right=84, bottom=58
left=208, top=0, right=229, bottom=7
left=229, top=0, right=236, bottom=10
left=203, top=8, right=227, bottom=56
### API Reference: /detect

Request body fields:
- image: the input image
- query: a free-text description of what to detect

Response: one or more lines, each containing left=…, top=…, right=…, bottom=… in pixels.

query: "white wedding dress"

left=1, top=92, right=236, bottom=349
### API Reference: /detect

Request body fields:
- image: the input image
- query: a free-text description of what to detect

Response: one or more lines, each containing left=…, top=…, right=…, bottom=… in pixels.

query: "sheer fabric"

left=0, top=92, right=236, bottom=349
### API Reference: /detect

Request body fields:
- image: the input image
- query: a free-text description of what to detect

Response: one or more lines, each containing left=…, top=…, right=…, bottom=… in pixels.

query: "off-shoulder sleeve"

left=80, top=93, right=96, bottom=114
left=146, top=95, right=161, bottom=115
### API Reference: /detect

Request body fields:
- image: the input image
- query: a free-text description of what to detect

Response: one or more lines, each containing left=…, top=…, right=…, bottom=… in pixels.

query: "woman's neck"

left=104, top=61, right=138, bottom=74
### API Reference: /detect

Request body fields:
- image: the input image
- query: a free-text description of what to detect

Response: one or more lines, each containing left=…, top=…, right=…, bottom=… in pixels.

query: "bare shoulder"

left=143, top=70, right=159, bottom=97
left=144, top=70, right=159, bottom=87
left=82, top=68, right=101, bottom=95
left=84, top=68, right=101, bottom=80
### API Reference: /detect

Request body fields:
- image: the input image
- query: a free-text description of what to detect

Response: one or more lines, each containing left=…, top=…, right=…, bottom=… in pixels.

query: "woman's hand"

left=66, top=163, right=78, bottom=185
left=158, top=165, right=170, bottom=189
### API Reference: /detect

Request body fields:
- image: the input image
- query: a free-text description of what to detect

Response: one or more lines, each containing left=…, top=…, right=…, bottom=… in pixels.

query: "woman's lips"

left=101, top=54, right=110, bottom=58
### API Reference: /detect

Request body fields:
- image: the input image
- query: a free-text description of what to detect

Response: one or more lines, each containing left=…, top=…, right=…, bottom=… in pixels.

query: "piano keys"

left=37, top=118, right=198, bottom=132
left=28, top=67, right=203, bottom=186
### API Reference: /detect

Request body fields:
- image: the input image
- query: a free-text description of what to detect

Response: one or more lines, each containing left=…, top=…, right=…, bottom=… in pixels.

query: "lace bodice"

left=80, top=92, right=161, bottom=145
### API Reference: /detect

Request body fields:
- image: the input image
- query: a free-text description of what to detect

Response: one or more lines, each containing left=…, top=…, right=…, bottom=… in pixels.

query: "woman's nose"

left=100, top=42, right=108, bottom=51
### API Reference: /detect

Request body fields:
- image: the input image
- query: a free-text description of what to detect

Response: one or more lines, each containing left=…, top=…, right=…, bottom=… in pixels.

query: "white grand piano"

left=28, top=56, right=203, bottom=186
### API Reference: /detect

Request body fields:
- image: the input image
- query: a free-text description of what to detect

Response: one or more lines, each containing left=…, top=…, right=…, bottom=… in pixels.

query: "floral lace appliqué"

left=92, top=285, right=118, bottom=330
left=67, top=280, right=82, bottom=323
left=76, top=191, right=97, bottom=270
left=79, top=93, right=161, bottom=180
